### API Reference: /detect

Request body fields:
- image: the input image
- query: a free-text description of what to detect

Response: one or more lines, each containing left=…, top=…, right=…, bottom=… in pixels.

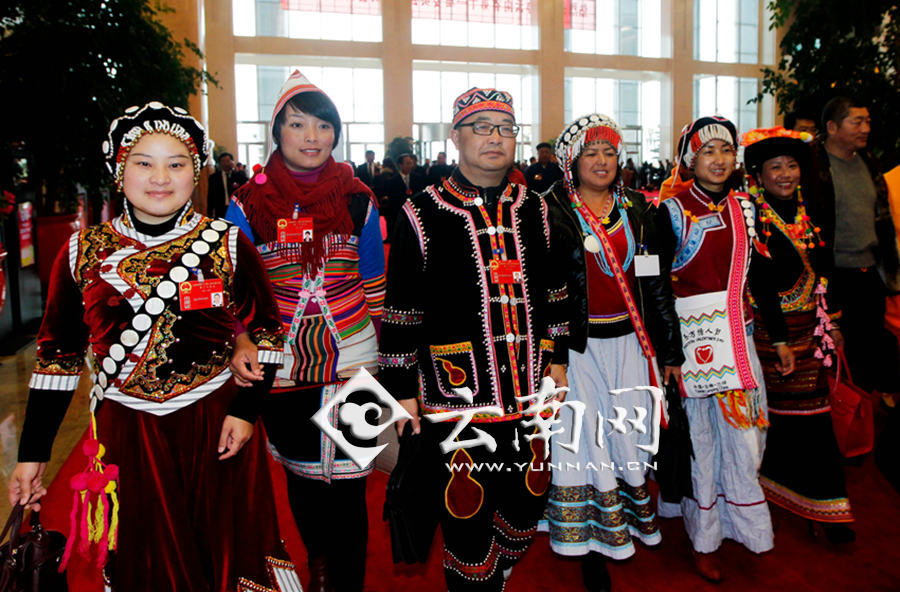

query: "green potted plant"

left=0, top=0, right=213, bottom=295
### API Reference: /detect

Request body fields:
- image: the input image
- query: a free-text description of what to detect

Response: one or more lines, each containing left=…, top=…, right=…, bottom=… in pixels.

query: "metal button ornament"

left=191, top=241, right=211, bottom=255
left=109, top=343, right=126, bottom=361
left=169, top=266, right=189, bottom=283
left=145, top=297, right=165, bottom=315
left=156, top=280, right=177, bottom=299
left=210, top=220, right=228, bottom=232
left=102, top=357, right=117, bottom=374
left=506, top=333, right=516, bottom=343
left=97, top=373, right=108, bottom=388
left=487, top=226, right=497, bottom=235
left=181, top=253, right=200, bottom=268
left=474, top=198, right=484, bottom=206
left=500, top=295, right=510, bottom=304
left=584, top=235, right=601, bottom=253
left=91, top=385, right=105, bottom=401
left=132, top=313, right=152, bottom=331
left=201, top=229, right=219, bottom=243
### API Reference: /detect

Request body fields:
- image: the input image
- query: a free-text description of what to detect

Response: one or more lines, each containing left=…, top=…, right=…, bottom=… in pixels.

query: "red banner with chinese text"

left=564, top=0, right=595, bottom=30
left=411, top=0, right=534, bottom=26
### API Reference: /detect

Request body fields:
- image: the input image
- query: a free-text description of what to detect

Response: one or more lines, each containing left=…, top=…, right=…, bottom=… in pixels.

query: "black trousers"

left=425, top=420, right=550, bottom=591
left=284, top=471, right=368, bottom=592
left=831, top=267, right=900, bottom=393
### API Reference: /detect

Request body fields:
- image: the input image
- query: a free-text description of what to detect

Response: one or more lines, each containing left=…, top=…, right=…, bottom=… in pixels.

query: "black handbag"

left=383, top=423, right=441, bottom=564
left=0, top=504, right=67, bottom=592
left=652, top=380, right=695, bottom=504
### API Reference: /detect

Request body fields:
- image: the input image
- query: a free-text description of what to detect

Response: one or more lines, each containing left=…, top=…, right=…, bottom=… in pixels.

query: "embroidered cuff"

left=547, top=285, right=568, bottom=303
left=258, top=349, right=284, bottom=365
left=547, top=323, right=569, bottom=337
left=29, top=373, right=81, bottom=391
left=382, top=307, right=423, bottom=326
left=252, top=328, right=284, bottom=351
left=378, top=352, right=418, bottom=368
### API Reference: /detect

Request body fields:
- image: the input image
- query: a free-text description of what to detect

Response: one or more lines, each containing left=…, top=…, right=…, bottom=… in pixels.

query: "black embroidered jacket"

left=378, top=170, right=568, bottom=422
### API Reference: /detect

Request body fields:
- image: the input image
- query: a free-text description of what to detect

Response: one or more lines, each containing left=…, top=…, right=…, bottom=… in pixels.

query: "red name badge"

left=277, top=217, right=314, bottom=243
left=179, top=279, right=225, bottom=311
left=489, top=259, right=523, bottom=284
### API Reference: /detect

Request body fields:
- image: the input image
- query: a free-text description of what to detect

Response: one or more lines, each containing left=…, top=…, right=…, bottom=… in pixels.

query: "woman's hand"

left=9, top=462, right=47, bottom=510
left=663, top=365, right=683, bottom=385
left=230, top=332, right=261, bottom=387
left=548, top=364, right=569, bottom=402
left=774, top=343, right=796, bottom=376
left=829, top=328, right=844, bottom=351
left=218, top=416, right=254, bottom=460
left=395, top=398, right=421, bottom=435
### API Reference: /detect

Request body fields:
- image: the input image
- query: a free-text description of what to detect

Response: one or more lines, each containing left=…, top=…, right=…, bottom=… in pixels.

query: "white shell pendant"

left=584, top=234, right=601, bottom=253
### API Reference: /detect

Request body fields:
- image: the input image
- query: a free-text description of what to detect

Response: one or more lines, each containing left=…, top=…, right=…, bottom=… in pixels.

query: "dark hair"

left=365, top=149, right=374, bottom=156
left=217, top=152, right=234, bottom=162
left=272, top=92, right=342, bottom=148
left=397, top=153, right=414, bottom=166
left=822, top=96, right=863, bottom=135
left=784, top=110, right=816, bottom=131
left=536, top=142, right=552, bottom=151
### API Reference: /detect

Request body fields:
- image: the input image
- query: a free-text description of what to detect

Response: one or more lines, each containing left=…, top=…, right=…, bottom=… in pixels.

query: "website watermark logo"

left=314, top=371, right=664, bottom=469
left=310, top=368, right=412, bottom=469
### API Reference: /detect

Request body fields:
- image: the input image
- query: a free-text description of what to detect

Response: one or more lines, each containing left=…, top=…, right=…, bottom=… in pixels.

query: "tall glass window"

left=234, top=58, right=384, bottom=167
left=233, top=0, right=382, bottom=41
left=693, top=74, right=758, bottom=133
left=412, top=62, right=538, bottom=163
left=411, top=1, right=538, bottom=50
left=565, top=0, right=665, bottom=58
left=694, top=0, right=759, bottom=64
left=565, top=70, right=666, bottom=165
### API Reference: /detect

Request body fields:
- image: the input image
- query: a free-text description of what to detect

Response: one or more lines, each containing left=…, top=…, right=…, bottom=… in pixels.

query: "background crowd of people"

left=8, top=69, right=899, bottom=592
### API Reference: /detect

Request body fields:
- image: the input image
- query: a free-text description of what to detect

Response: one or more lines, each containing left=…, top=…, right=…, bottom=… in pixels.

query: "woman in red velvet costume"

left=8, top=102, right=301, bottom=592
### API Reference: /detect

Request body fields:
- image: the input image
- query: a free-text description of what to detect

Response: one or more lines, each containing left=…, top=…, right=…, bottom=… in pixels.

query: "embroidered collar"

left=444, top=168, right=513, bottom=205
left=115, top=200, right=200, bottom=246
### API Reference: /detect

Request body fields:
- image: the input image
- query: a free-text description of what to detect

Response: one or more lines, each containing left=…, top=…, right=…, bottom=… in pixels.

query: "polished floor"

left=0, top=342, right=90, bottom=519
left=4, top=339, right=900, bottom=590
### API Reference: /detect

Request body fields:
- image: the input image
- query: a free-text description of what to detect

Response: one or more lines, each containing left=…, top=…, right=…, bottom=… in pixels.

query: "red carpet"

left=38, top=429, right=900, bottom=591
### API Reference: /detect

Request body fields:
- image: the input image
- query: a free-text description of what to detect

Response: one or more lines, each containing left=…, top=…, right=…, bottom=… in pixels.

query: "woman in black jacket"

left=538, top=114, right=683, bottom=592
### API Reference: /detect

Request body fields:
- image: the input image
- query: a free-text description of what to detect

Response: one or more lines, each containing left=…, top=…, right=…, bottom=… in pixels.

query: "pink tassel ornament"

left=59, top=414, right=120, bottom=572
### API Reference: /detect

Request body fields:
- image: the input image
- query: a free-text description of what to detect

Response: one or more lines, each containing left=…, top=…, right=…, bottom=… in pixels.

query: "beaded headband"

left=676, top=115, right=738, bottom=170
left=103, top=101, right=211, bottom=191
left=555, top=113, right=626, bottom=201
left=451, top=87, right=515, bottom=127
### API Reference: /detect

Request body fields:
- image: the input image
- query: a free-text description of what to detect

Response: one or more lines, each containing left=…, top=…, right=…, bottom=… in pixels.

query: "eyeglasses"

left=456, top=122, right=520, bottom=138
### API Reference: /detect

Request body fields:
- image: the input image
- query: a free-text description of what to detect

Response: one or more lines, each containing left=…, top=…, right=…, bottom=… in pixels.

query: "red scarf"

left=235, top=150, right=373, bottom=273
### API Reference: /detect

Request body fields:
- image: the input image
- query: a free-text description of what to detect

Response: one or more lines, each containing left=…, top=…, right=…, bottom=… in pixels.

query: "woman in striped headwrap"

left=227, top=71, right=385, bottom=592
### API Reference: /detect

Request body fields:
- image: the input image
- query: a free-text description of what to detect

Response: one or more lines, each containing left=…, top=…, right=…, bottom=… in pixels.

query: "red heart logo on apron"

left=695, top=344, right=714, bottom=365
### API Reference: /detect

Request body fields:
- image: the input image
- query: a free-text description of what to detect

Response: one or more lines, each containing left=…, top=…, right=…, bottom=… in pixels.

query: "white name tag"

left=634, top=254, right=660, bottom=277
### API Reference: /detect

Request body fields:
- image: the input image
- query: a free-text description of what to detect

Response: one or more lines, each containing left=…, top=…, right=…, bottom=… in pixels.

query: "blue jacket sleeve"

left=226, top=200, right=256, bottom=243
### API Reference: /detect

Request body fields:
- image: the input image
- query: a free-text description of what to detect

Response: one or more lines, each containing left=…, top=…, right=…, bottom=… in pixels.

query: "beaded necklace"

left=749, top=181, right=825, bottom=252
left=569, top=183, right=635, bottom=276
left=687, top=187, right=726, bottom=223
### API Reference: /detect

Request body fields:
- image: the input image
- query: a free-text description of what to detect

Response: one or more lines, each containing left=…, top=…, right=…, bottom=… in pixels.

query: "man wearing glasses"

left=379, top=87, right=569, bottom=591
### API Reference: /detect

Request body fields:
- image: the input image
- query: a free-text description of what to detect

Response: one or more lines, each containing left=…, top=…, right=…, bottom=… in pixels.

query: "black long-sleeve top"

left=747, top=191, right=837, bottom=344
